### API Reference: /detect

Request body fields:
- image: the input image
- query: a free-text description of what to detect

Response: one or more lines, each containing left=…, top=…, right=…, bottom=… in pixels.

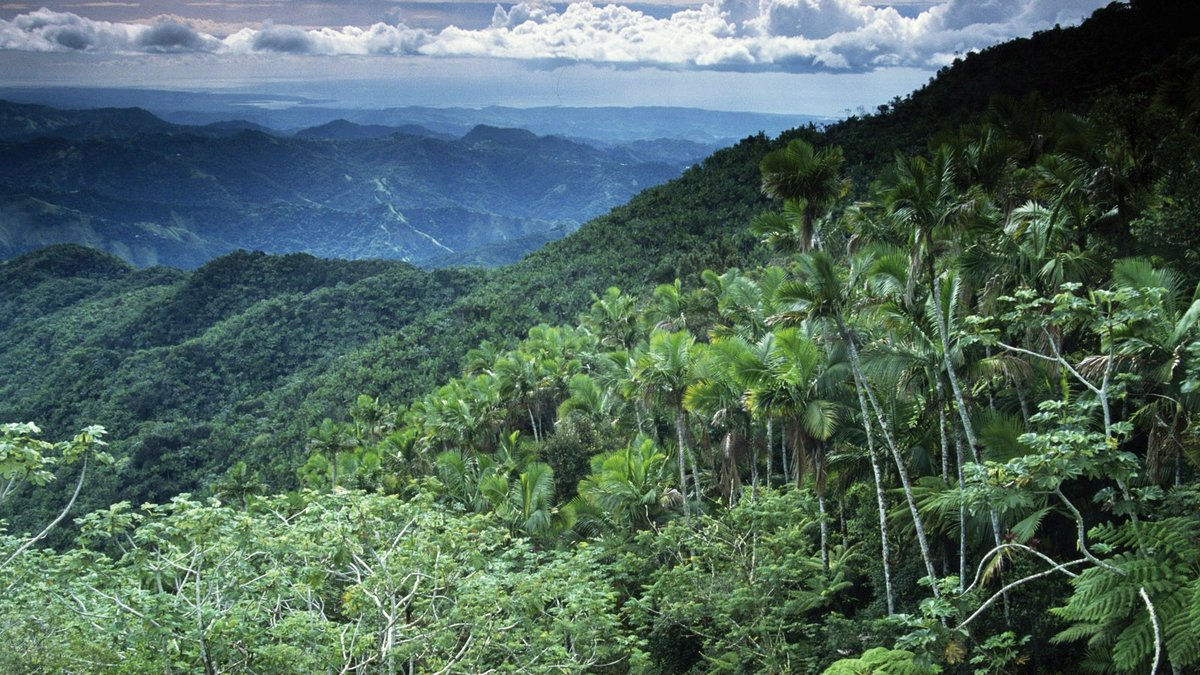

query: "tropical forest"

left=2, top=1, right=1200, bottom=672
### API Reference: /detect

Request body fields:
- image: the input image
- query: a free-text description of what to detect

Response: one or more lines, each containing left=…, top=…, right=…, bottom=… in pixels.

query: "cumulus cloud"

left=136, top=19, right=221, bottom=52
left=222, top=21, right=429, bottom=55
left=0, top=8, right=139, bottom=51
left=0, top=0, right=1108, bottom=70
left=0, top=9, right=429, bottom=55
left=246, top=23, right=315, bottom=53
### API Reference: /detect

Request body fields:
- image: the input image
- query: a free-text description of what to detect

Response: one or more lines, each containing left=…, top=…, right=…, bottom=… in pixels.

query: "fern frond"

left=1052, top=622, right=1105, bottom=644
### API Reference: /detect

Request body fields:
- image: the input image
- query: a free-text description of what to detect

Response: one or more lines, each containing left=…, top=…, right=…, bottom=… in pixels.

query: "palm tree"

left=307, top=418, right=357, bottom=489
left=494, top=352, right=544, bottom=442
left=729, top=327, right=843, bottom=571
left=759, top=139, right=849, bottom=253
left=582, top=287, right=640, bottom=351
left=507, top=462, right=559, bottom=539
left=881, top=151, right=1011, bottom=593
left=700, top=268, right=769, bottom=340
left=576, top=437, right=673, bottom=534
left=635, top=329, right=702, bottom=508
left=349, top=394, right=392, bottom=443
left=751, top=199, right=810, bottom=255
left=1111, top=258, right=1200, bottom=484
left=214, top=460, right=265, bottom=510
left=775, top=249, right=942, bottom=597
left=684, top=341, right=752, bottom=506
left=711, top=332, right=777, bottom=494
left=556, top=373, right=621, bottom=426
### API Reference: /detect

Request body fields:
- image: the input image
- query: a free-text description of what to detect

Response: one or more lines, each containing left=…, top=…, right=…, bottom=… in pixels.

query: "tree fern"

left=1051, top=516, right=1200, bottom=672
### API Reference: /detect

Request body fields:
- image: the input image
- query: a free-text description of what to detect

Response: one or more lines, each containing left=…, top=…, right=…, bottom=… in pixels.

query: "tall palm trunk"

left=722, top=432, right=736, bottom=505
left=675, top=410, right=689, bottom=514
left=795, top=428, right=830, bottom=573
left=935, top=385, right=966, bottom=585
left=816, top=440, right=830, bottom=575
left=935, top=378, right=967, bottom=585
left=766, top=418, right=774, bottom=487
left=750, top=427, right=760, bottom=500
left=854, top=376, right=895, bottom=615
left=528, top=406, right=541, bottom=442
left=930, top=275, right=1008, bottom=615
left=688, top=443, right=703, bottom=504
left=837, top=315, right=940, bottom=595
left=781, top=427, right=791, bottom=485
left=950, top=409, right=969, bottom=586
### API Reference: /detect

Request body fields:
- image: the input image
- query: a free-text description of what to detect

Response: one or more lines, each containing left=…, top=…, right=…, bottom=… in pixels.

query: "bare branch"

left=1056, top=486, right=1126, bottom=576
left=963, top=543, right=1078, bottom=595
left=1, top=455, right=88, bottom=573
left=957, top=558, right=1087, bottom=631
left=1140, top=586, right=1162, bottom=675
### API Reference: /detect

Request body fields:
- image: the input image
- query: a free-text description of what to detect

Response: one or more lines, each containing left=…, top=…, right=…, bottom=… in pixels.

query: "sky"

left=0, top=0, right=1114, bottom=115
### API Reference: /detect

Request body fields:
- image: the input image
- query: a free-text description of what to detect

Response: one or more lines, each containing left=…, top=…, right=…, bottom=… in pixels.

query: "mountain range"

left=0, top=87, right=828, bottom=144
left=0, top=102, right=718, bottom=269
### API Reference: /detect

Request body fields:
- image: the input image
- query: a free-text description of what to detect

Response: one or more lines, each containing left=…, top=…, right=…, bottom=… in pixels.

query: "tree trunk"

left=840, top=498, right=848, bottom=550
left=689, top=443, right=703, bottom=504
left=1016, top=382, right=1031, bottom=425
left=781, top=424, right=791, bottom=485
left=936, top=383, right=949, bottom=482
left=750, top=426, right=759, bottom=501
left=936, top=378, right=967, bottom=586
left=951, top=417, right=969, bottom=587
left=675, top=411, right=689, bottom=513
left=724, top=432, right=739, bottom=506
left=931, top=276, right=1007, bottom=614
left=838, top=314, right=940, bottom=595
left=854, top=376, right=895, bottom=615
left=816, top=441, right=830, bottom=575
left=766, top=418, right=774, bottom=487
left=528, top=407, right=541, bottom=443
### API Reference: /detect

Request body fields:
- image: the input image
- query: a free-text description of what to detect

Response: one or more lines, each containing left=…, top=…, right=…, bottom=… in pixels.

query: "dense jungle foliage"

left=3, top=1, right=1200, bottom=671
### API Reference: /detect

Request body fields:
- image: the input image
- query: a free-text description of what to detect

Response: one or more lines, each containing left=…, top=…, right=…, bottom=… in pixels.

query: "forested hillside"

left=2, top=0, right=1200, bottom=671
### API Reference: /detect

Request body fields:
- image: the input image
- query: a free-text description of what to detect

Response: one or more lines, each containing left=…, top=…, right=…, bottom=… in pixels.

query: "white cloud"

left=749, top=0, right=886, bottom=39
left=0, top=1, right=1110, bottom=70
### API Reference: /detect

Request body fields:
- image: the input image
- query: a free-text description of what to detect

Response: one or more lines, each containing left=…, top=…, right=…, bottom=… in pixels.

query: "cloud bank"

left=0, top=1, right=1108, bottom=72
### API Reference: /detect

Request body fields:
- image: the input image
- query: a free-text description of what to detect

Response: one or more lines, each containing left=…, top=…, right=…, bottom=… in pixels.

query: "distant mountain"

left=0, top=100, right=176, bottom=141
left=0, top=107, right=710, bottom=268
left=0, top=88, right=826, bottom=145
left=189, top=104, right=826, bottom=146
left=292, top=119, right=451, bottom=141
left=200, top=119, right=277, bottom=135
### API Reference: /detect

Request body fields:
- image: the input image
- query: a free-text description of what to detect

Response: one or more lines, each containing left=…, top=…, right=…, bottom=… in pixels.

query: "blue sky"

left=0, top=1, right=1112, bottom=115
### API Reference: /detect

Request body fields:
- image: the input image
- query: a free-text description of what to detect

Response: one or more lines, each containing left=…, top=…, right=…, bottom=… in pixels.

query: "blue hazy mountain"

left=0, top=87, right=829, bottom=145
left=0, top=101, right=718, bottom=268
